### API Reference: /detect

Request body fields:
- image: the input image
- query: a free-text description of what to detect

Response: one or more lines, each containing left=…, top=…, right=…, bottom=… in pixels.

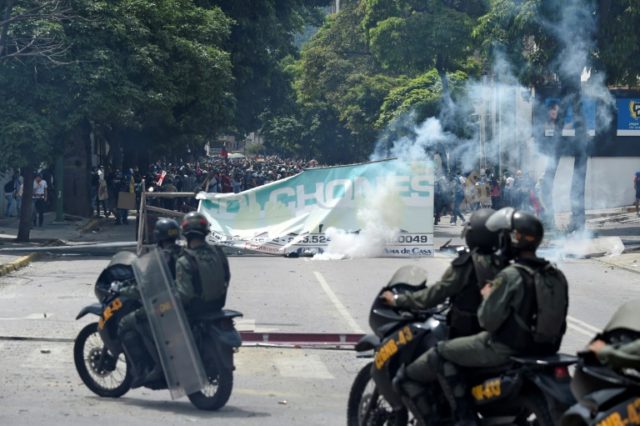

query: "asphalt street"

left=0, top=253, right=639, bottom=425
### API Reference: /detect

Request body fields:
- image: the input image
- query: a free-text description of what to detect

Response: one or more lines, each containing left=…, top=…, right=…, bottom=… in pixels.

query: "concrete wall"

left=540, top=157, right=640, bottom=212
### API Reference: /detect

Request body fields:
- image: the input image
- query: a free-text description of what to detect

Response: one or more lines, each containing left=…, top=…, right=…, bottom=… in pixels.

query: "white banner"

left=197, top=159, right=434, bottom=257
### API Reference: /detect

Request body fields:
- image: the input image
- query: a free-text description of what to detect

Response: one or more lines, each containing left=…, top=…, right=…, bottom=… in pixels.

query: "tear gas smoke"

left=314, top=177, right=402, bottom=260
left=317, top=0, right=620, bottom=259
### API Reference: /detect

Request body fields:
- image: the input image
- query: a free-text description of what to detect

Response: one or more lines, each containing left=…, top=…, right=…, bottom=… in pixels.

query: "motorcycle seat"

left=510, top=353, right=578, bottom=366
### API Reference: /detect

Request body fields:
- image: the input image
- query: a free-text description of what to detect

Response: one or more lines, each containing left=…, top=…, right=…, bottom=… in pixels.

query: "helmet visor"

left=486, top=207, right=515, bottom=232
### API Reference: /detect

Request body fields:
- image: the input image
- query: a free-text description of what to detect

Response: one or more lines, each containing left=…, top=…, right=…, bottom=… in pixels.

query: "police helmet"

left=369, top=266, right=427, bottom=337
left=181, top=212, right=210, bottom=238
left=153, top=218, right=180, bottom=244
left=486, top=207, right=544, bottom=253
left=461, top=208, right=499, bottom=254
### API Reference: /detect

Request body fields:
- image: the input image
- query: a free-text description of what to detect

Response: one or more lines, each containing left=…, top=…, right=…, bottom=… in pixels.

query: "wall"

left=539, top=156, right=640, bottom=212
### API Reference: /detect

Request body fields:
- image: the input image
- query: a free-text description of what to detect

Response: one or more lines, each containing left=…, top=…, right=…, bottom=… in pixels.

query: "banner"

left=617, top=98, right=640, bottom=136
left=197, top=159, right=434, bottom=257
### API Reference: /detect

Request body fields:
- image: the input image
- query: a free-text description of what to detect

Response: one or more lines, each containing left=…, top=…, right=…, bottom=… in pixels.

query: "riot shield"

left=132, top=248, right=208, bottom=399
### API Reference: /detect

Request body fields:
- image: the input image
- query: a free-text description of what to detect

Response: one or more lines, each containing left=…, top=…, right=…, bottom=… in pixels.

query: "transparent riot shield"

left=132, top=248, right=208, bottom=399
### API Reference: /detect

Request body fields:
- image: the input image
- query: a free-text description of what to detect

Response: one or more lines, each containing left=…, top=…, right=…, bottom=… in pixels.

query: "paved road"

left=0, top=253, right=639, bottom=425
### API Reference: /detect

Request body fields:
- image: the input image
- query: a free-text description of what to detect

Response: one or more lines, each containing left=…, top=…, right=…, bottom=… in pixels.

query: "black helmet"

left=153, top=218, right=180, bottom=243
left=181, top=212, right=210, bottom=238
left=486, top=207, right=544, bottom=255
left=369, top=266, right=427, bottom=337
left=461, top=208, right=499, bottom=254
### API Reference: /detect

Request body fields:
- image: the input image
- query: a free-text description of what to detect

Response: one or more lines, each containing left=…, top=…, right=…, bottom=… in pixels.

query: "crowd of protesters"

left=91, top=155, right=322, bottom=221
left=433, top=168, right=544, bottom=225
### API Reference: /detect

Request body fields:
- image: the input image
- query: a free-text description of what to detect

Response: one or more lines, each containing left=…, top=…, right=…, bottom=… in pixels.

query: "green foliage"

left=596, top=0, right=640, bottom=86
left=377, top=69, right=468, bottom=128
left=364, top=0, right=482, bottom=75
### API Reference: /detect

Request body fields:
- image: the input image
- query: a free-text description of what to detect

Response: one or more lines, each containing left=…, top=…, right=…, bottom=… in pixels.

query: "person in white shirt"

left=32, top=173, right=48, bottom=227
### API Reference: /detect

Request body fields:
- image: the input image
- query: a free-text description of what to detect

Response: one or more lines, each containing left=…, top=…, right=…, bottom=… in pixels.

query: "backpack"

left=4, top=180, right=14, bottom=193
left=513, top=262, right=569, bottom=349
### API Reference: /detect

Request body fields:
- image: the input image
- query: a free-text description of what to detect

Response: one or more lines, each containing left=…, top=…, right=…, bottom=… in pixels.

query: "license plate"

left=98, top=298, right=123, bottom=330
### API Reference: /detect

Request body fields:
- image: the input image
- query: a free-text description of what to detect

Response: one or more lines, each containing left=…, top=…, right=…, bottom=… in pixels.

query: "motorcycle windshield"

left=604, top=299, right=640, bottom=335
left=485, top=207, right=515, bottom=232
left=387, top=265, right=428, bottom=287
left=132, top=248, right=208, bottom=400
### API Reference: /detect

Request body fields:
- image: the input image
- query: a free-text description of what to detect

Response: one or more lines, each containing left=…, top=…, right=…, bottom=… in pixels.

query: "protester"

left=32, top=173, right=48, bottom=227
left=4, top=172, right=18, bottom=217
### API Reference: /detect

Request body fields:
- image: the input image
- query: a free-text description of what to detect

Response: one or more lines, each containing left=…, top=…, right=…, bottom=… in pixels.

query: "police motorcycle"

left=73, top=249, right=242, bottom=410
left=347, top=265, right=577, bottom=426
left=561, top=300, right=640, bottom=426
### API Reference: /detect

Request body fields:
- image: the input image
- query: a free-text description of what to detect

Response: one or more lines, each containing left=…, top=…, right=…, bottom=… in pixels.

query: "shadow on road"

left=88, top=395, right=271, bottom=419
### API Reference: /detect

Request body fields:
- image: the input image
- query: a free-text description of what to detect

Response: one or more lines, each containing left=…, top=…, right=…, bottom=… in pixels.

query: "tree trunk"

left=63, top=121, right=93, bottom=217
left=16, top=168, right=34, bottom=242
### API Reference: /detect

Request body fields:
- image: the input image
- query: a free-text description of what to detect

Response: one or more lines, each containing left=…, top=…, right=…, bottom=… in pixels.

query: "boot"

left=141, top=334, right=163, bottom=384
left=121, top=331, right=150, bottom=389
left=436, top=362, right=478, bottom=426
left=393, top=366, right=428, bottom=426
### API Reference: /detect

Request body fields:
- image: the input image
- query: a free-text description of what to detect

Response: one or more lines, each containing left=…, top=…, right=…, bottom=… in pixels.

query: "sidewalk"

left=0, top=212, right=136, bottom=277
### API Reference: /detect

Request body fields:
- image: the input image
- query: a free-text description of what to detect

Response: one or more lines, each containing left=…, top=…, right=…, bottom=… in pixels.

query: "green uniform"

left=406, top=258, right=546, bottom=383
left=175, top=243, right=230, bottom=317
left=403, top=250, right=504, bottom=384
left=397, top=250, right=500, bottom=339
left=598, top=339, right=640, bottom=370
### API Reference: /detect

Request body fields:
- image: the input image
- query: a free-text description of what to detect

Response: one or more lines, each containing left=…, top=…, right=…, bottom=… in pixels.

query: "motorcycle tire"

left=513, top=391, right=555, bottom=426
left=74, top=322, right=132, bottom=398
left=188, top=368, right=233, bottom=411
left=347, top=362, right=408, bottom=426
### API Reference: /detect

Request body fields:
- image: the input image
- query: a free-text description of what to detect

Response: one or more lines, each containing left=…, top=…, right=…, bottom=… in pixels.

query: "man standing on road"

left=32, top=173, right=47, bottom=227
left=176, top=212, right=230, bottom=318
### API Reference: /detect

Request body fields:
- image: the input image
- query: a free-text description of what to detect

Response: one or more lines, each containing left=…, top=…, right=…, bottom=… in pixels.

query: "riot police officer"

left=117, top=218, right=182, bottom=388
left=176, top=212, right=230, bottom=318
left=382, top=208, right=503, bottom=339
left=384, top=209, right=504, bottom=424
left=396, top=208, right=568, bottom=426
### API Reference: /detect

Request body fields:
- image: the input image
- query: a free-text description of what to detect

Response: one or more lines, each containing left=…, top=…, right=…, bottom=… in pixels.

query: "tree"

left=0, top=0, right=71, bottom=62
left=362, top=0, right=485, bottom=105
left=0, top=0, right=236, bottom=240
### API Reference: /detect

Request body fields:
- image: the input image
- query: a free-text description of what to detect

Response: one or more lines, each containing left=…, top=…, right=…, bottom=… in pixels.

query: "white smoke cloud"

left=314, top=0, right=621, bottom=259
left=314, top=177, right=402, bottom=260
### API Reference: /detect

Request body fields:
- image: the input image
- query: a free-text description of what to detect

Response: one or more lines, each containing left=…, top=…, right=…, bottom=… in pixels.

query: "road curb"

left=0, top=253, right=39, bottom=277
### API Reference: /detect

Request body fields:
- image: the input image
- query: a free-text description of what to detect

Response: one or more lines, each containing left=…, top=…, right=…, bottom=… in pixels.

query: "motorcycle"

left=73, top=250, right=243, bottom=410
left=347, top=265, right=577, bottom=426
left=561, top=300, right=640, bottom=426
